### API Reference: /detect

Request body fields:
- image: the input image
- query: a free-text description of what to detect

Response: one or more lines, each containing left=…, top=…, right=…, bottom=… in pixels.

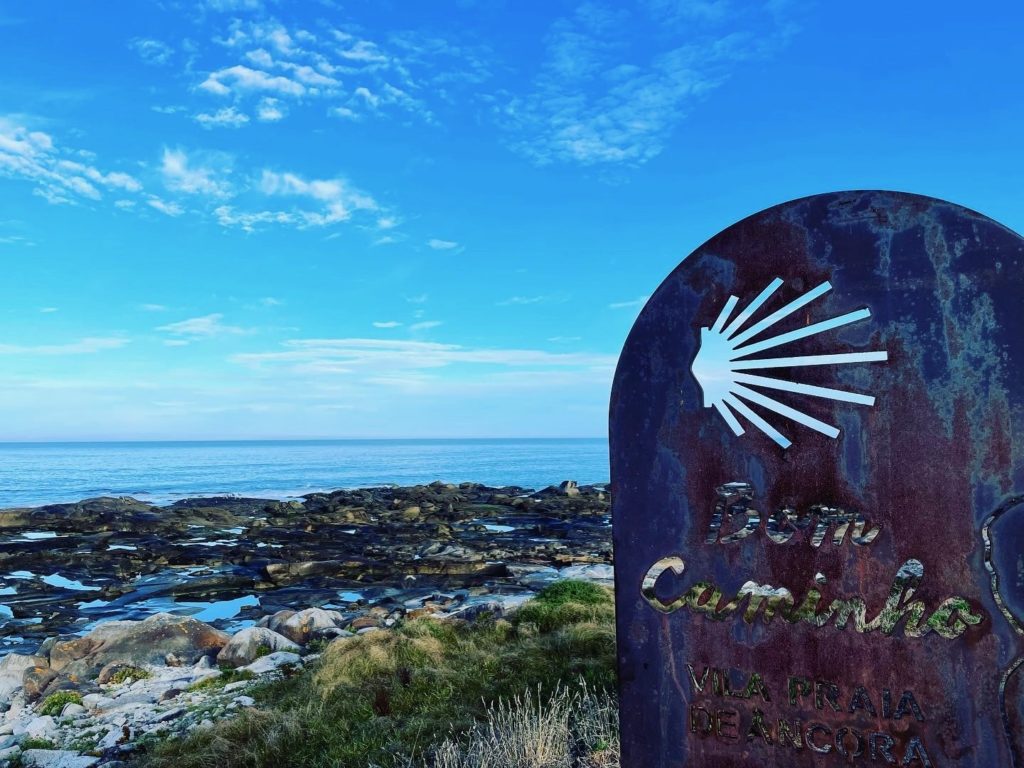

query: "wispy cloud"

left=498, top=1, right=799, bottom=166
left=410, top=320, right=443, bottom=331
left=373, top=321, right=402, bottom=328
left=498, top=295, right=546, bottom=306
left=139, top=303, right=168, bottom=312
left=160, top=147, right=233, bottom=198
left=609, top=295, right=649, bottom=309
left=0, top=117, right=144, bottom=206
left=194, top=106, right=250, bottom=128
left=0, top=337, right=129, bottom=355
left=157, top=313, right=245, bottom=338
left=427, top=238, right=459, bottom=250
left=39, top=307, right=58, bottom=313
left=231, top=338, right=616, bottom=377
left=130, top=38, right=173, bottom=66
left=147, top=196, right=184, bottom=216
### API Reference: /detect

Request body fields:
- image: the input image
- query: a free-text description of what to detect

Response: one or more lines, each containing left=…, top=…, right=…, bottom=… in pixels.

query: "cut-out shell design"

left=690, top=278, right=888, bottom=449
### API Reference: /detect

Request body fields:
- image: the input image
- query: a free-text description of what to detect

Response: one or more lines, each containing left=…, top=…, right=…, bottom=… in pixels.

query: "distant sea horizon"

left=0, top=438, right=610, bottom=508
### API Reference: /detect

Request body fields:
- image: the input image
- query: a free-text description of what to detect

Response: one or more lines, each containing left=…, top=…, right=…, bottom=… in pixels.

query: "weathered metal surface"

left=610, top=191, right=1024, bottom=767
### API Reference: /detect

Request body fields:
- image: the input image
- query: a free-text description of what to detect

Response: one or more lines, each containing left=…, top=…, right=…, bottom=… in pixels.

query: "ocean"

left=0, top=438, right=610, bottom=508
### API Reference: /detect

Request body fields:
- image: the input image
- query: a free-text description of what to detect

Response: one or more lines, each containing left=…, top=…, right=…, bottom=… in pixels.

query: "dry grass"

left=424, top=684, right=619, bottom=768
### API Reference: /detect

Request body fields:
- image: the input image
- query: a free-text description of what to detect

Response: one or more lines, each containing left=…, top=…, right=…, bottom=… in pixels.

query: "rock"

left=216, top=627, right=299, bottom=668
left=48, top=613, right=229, bottom=681
left=154, top=707, right=185, bottom=723
left=0, top=745, right=20, bottom=763
left=232, top=695, right=255, bottom=707
left=158, top=688, right=183, bottom=702
left=97, top=661, right=146, bottom=685
left=267, top=608, right=345, bottom=644
left=21, top=750, right=100, bottom=768
left=60, top=703, right=86, bottom=718
left=349, top=616, right=380, bottom=631
left=20, top=671, right=60, bottom=708
left=22, top=715, right=58, bottom=740
left=239, top=651, right=301, bottom=676
left=0, top=654, right=45, bottom=705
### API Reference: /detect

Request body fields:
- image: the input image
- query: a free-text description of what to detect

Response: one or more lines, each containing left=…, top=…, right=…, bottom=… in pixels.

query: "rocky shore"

left=0, top=481, right=612, bottom=766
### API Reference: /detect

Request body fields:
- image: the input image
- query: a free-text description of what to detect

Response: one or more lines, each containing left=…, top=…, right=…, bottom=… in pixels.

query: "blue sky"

left=0, top=0, right=1021, bottom=440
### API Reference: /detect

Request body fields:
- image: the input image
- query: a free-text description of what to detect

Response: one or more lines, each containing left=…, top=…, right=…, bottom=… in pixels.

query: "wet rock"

left=216, top=627, right=299, bottom=667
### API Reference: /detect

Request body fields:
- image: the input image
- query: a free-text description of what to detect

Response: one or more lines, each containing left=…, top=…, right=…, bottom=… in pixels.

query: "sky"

left=0, top=1, right=1022, bottom=440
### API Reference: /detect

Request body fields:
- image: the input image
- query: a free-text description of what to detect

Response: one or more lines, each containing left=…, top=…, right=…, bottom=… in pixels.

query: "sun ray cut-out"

left=690, top=278, right=888, bottom=448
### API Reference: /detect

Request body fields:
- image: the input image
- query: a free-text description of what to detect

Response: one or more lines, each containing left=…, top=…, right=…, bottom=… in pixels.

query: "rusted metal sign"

left=610, top=191, right=1024, bottom=767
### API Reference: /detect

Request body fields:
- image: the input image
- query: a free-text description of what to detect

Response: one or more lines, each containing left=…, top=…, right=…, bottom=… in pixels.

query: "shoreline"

left=0, top=480, right=613, bottom=655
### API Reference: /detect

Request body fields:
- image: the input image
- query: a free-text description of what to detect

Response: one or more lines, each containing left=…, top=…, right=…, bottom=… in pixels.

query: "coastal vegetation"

left=137, top=580, right=618, bottom=768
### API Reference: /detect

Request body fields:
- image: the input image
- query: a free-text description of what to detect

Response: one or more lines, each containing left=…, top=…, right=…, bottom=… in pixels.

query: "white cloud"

left=160, top=148, right=232, bottom=198
left=130, top=38, right=173, bottom=65
left=427, top=238, right=458, bottom=250
left=609, top=295, right=649, bottom=309
left=39, top=307, right=58, bottom=313
left=247, top=169, right=377, bottom=227
left=498, top=296, right=545, bottom=306
left=500, top=1, right=798, bottom=166
left=139, top=303, right=168, bottom=312
left=0, top=337, right=129, bottom=355
left=256, top=97, right=286, bottom=122
left=147, top=196, right=184, bottom=216
left=200, top=65, right=305, bottom=97
left=0, top=118, right=144, bottom=205
left=410, top=320, right=443, bottom=331
left=373, top=321, right=402, bottom=328
left=157, top=313, right=245, bottom=338
left=405, top=294, right=428, bottom=304
left=259, top=296, right=282, bottom=306
left=194, top=106, right=250, bottom=128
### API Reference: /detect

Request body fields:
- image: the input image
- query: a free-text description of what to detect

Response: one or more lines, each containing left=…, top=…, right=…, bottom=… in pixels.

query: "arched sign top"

left=610, top=190, right=1024, bottom=768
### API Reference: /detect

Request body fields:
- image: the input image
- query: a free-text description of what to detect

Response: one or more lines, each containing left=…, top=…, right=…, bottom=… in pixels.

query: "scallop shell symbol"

left=690, top=278, right=888, bottom=449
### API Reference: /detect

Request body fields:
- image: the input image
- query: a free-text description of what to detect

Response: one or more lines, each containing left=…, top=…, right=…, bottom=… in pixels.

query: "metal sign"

left=610, top=191, right=1024, bottom=767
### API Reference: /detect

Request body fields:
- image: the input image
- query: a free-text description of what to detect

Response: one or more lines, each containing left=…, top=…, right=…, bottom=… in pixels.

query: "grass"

left=134, top=581, right=618, bottom=768
left=187, top=668, right=257, bottom=693
left=38, top=690, right=83, bottom=716
left=108, top=666, right=151, bottom=685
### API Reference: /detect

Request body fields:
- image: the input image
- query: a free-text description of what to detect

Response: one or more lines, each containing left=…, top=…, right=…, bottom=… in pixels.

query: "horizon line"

left=0, top=436, right=608, bottom=445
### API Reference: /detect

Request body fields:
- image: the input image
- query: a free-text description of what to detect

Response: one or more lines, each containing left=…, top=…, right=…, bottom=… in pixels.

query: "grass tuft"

left=38, top=690, right=83, bottom=716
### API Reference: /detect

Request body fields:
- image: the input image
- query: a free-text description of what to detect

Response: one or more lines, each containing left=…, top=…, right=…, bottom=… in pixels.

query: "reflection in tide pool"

left=179, top=594, right=259, bottom=623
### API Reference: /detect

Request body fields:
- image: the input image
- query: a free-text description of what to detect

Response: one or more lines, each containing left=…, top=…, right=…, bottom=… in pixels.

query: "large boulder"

left=216, top=627, right=299, bottom=667
left=264, top=608, right=345, bottom=644
left=47, top=613, right=229, bottom=681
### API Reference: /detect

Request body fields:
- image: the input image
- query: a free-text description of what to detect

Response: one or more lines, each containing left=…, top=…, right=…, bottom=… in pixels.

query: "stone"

left=267, top=607, right=345, bottom=644
left=48, top=613, right=229, bottom=681
left=23, top=715, right=58, bottom=740
left=239, top=651, right=301, bottom=676
left=20, top=750, right=99, bottom=768
left=610, top=191, right=1024, bottom=768
left=216, top=627, right=299, bottom=667
left=60, top=703, right=86, bottom=718
left=0, top=654, right=44, bottom=705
